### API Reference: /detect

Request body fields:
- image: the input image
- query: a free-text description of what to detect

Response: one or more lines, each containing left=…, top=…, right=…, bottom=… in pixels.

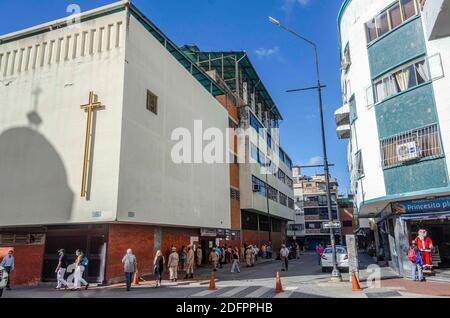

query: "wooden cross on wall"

left=80, top=91, right=104, bottom=198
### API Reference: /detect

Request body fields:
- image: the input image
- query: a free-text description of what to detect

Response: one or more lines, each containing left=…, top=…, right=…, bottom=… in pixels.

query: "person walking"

left=409, top=241, right=426, bottom=282
left=261, top=244, right=267, bottom=259
left=245, top=245, right=253, bottom=267
left=267, top=244, right=273, bottom=259
left=168, top=247, right=179, bottom=282
left=196, top=245, right=203, bottom=267
left=231, top=249, right=241, bottom=273
left=280, top=244, right=290, bottom=271
left=122, top=249, right=137, bottom=291
left=251, top=245, right=256, bottom=266
left=73, top=250, right=89, bottom=291
left=316, top=244, right=324, bottom=265
left=1, top=250, right=14, bottom=290
left=185, top=245, right=195, bottom=279
left=295, top=243, right=301, bottom=259
left=153, top=250, right=165, bottom=287
left=55, top=249, right=68, bottom=290
left=209, top=247, right=219, bottom=271
left=180, top=246, right=187, bottom=273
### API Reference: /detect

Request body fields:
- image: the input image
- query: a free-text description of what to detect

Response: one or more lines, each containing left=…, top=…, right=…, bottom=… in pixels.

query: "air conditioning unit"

left=397, top=141, right=419, bottom=162
left=253, top=184, right=261, bottom=192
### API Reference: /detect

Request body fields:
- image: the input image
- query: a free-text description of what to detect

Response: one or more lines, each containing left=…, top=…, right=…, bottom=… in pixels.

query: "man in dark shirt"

left=55, top=249, right=68, bottom=289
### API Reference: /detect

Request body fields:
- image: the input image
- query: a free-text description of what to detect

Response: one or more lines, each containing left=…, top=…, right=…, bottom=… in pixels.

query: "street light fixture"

left=269, top=16, right=342, bottom=282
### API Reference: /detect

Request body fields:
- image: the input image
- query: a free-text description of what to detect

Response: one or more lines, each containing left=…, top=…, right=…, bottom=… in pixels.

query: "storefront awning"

left=400, top=212, right=450, bottom=221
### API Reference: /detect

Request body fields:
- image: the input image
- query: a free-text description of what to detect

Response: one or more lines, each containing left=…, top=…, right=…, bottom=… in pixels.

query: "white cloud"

left=254, top=46, right=280, bottom=58
left=281, top=0, right=311, bottom=15
left=306, top=156, right=322, bottom=166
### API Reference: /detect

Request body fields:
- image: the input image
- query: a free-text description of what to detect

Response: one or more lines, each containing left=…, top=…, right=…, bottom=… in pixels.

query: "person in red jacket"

left=415, top=229, right=433, bottom=271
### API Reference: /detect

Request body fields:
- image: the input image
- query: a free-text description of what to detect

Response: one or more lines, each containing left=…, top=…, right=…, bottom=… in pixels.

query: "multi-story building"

left=0, top=1, right=234, bottom=286
left=181, top=45, right=295, bottom=251
left=287, top=167, right=306, bottom=246
left=336, top=0, right=450, bottom=276
left=288, top=167, right=340, bottom=250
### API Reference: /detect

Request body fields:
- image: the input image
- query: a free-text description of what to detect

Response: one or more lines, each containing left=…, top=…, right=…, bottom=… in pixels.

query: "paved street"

left=3, top=252, right=450, bottom=298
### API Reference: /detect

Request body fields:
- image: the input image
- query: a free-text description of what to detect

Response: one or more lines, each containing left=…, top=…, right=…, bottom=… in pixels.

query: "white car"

left=320, top=246, right=349, bottom=272
left=0, top=266, right=8, bottom=297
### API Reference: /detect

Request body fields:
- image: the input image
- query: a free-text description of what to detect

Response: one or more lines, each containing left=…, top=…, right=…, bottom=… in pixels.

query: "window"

left=372, top=57, right=433, bottom=104
left=341, top=43, right=351, bottom=71
left=365, top=0, right=418, bottom=43
left=389, top=2, right=402, bottom=29
left=376, top=12, right=389, bottom=37
left=267, top=133, right=272, bottom=149
left=279, top=192, right=288, bottom=206
left=272, top=219, right=282, bottom=232
left=401, top=0, right=417, bottom=21
left=288, top=198, right=294, bottom=210
left=251, top=143, right=258, bottom=162
left=286, top=176, right=293, bottom=189
left=259, top=215, right=271, bottom=232
left=267, top=185, right=278, bottom=202
left=146, top=90, right=158, bottom=114
left=380, top=124, right=443, bottom=167
left=242, top=211, right=258, bottom=230
left=355, top=151, right=364, bottom=179
left=252, top=176, right=266, bottom=197
left=278, top=169, right=286, bottom=183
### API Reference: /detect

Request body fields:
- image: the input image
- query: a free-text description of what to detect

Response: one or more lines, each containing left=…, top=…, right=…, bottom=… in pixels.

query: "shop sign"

left=392, top=195, right=450, bottom=214
left=200, top=228, right=217, bottom=237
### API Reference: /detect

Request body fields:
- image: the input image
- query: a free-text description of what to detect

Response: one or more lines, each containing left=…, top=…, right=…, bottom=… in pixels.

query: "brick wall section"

left=0, top=245, right=44, bottom=286
left=339, top=207, right=355, bottom=236
left=161, top=227, right=200, bottom=271
left=106, top=224, right=155, bottom=283
left=242, top=227, right=286, bottom=253
left=231, top=198, right=241, bottom=230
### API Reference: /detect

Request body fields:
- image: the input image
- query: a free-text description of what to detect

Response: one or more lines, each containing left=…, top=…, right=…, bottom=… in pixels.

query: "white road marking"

left=245, top=286, right=271, bottom=298
left=220, top=286, right=249, bottom=298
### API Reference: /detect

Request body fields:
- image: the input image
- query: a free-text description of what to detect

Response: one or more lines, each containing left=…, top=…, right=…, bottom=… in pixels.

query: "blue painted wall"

left=368, top=17, right=426, bottom=79
left=375, top=83, right=437, bottom=139
left=384, top=158, right=449, bottom=195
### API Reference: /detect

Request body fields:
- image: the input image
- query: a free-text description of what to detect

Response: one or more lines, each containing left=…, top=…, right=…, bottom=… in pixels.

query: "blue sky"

left=0, top=0, right=350, bottom=193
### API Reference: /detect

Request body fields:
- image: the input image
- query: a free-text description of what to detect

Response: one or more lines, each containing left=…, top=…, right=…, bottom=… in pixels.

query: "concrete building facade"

left=336, top=0, right=450, bottom=276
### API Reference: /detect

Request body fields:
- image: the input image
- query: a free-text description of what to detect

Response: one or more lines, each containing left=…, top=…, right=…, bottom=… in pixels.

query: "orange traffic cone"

left=133, top=270, right=140, bottom=286
left=351, top=271, right=362, bottom=291
left=209, top=271, right=217, bottom=290
left=275, top=272, right=284, bottom=293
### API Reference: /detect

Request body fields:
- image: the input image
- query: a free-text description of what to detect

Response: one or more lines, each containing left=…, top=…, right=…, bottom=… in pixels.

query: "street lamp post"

left=269, top=17, right=342, bottom=281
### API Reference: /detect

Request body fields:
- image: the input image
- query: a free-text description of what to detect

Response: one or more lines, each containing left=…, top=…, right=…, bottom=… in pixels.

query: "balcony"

left=422, top=0, right=450, bottom=40
left=336, top=124, right=351, bottom=139
left=335, top=103, right=350, bottom=139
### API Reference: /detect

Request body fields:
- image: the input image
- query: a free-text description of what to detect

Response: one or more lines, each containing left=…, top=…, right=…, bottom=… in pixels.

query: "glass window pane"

left=376, top=12, right=389, bottom=37
left=366, top=19, right=377, bottom=42
left=406, top=64, right=417, bottom=88
left=375, top=81, right=384, bottom=102
left=401, top=0, right=416, bottom=20
left=389, top=3, right=402, bottom=29
left=416, top=60, right=430, bottom=84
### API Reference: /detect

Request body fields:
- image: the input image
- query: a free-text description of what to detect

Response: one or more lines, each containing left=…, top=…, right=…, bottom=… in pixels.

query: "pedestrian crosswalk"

left=190, top=285, right=325, bottom=299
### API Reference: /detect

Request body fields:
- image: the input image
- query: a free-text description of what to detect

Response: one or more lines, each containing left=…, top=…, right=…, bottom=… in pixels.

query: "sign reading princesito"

left=391, top=196, right=450, bottom=214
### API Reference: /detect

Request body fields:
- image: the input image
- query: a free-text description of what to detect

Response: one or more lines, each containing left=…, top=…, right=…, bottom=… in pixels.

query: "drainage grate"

left=366, top=291, right=402, bottom=298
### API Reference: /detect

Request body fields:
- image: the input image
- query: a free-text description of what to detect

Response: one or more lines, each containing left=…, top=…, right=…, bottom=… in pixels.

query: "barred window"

left=272, top=219, right=282, bottom=232
left=252, top=175, right=266, bottom=197
left=259, top=215, right=271, bottom=232
left=381, top=124, right=442, bottom=167
left=242, top=211, right=258, bottom=231
left=355, top=151, right=364, bottom=179
left=146, top=89, right=158, bottom=114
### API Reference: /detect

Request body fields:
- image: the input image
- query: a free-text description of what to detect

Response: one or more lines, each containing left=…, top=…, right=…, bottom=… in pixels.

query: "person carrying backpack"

left=409, top=241, right=425, bottom=282
left=73, top=249, right=89, bottom=290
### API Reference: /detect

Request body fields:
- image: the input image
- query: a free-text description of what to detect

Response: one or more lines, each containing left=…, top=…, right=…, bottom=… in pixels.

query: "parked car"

left=320, top=246, right=349, bottom=272
left=0, top=266, right=8, bottom=297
